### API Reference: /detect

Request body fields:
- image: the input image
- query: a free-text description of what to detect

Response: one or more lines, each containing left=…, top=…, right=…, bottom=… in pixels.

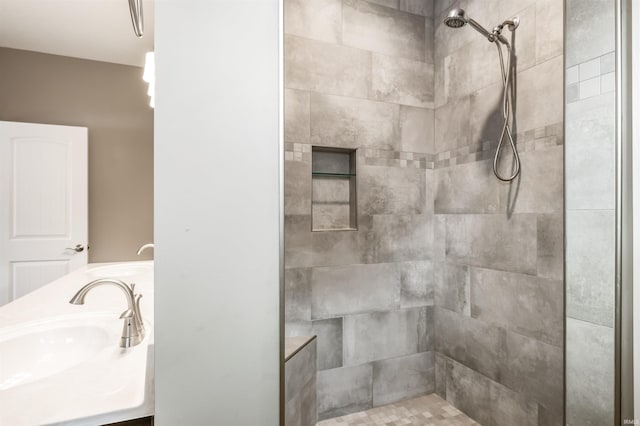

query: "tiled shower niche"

left=311, top=147, right=357, bottom=231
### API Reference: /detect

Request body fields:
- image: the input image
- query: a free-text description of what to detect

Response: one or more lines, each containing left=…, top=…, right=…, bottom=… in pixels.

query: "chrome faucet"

left=136, top=243, right=154, bottom=256
left=69, top=279, right=145, bottom=348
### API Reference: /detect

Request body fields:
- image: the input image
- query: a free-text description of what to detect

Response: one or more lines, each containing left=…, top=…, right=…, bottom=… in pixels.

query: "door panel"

left=11, top=260, right=70, bottom=300
left=0, top=121, right=87, bottom=305
left=12, top=138, right=70, bottom=238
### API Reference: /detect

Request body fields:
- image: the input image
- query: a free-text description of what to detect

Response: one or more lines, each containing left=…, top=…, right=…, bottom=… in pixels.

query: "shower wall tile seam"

left=565, top=315, right=615, bottom=330
left=312, top=305, right=435, bottom=321
left=435, top=330, right=562, bottom=406
left=284, top=77, right=435, bottom=110
left=433, top=40, right=564, bottom=82
left=282, top=87, right=435, bottom=110
left=435, top=352, right=553, bottom=424
left=282, top=248, right=434, bottom=267
left=435, top=300, right=564, bottom=350
left=341, top=0, right=429, bottom=63
left=566, top=208, right=615, bottom=212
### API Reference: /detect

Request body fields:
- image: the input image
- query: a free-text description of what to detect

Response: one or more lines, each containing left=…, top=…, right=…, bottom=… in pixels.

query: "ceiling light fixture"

left=128, top=0, right=144, bottom=37
left=143, top=52, right=155, bottom=108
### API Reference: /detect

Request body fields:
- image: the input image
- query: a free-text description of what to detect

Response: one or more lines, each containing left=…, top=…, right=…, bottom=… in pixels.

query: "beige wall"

left=0, top=47, right=153, bottom=262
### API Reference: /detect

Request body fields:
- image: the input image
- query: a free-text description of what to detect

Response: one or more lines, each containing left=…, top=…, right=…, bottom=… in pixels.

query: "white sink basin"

left=87, top=263, right=153, bottom=279
left=0, top=316, right=114, bottom=390
left=0, top=262, right=154, bottom=426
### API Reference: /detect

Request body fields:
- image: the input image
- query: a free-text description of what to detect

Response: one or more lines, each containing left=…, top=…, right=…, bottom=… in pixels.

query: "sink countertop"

left=0, top=261, right=155, bottom=426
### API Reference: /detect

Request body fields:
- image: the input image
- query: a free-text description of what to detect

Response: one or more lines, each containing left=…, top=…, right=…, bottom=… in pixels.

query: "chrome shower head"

left=444, top=8, right=468, bottom=28
left=443, top=8, right=505, bottom=44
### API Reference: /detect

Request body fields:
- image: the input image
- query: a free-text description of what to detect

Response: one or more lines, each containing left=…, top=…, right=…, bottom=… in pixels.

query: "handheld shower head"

left=444, top=9, right=467, bottom=28
left=443, top=8, right=506, bottom=44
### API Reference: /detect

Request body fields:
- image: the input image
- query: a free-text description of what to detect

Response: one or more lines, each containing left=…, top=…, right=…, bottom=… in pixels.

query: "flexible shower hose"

left=493, top=41, right=520, bottom=181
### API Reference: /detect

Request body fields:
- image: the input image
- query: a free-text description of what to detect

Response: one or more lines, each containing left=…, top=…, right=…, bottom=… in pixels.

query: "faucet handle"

left=120, top=309, right=134, bottom=319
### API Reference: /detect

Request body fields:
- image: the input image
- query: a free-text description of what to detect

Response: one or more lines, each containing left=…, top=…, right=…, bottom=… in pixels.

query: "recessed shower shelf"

left=311, top=172, right=356, bottom=177
left=311, top=147, right=358, bottom=231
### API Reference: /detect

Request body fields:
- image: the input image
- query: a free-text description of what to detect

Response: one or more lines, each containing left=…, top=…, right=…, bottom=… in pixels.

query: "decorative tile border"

left=284, top=122, right=563, bottom=169
left=566, top=51, right=615, bottom=103
left=434, top=122, right=564, bottom=168
left=362, top=149, right=435, bottom=169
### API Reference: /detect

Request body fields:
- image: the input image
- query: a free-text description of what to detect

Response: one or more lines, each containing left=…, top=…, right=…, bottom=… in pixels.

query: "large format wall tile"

left=565, top=92, right=615, bottom=210
left=434, top=161, right=502, bottom=214
left=509, top=4, right=537, bottom=72
left=317, top=364, right=373, bottom=420
left=400, top=105, right=434, bottom=154
left=469, top=81, right=505, bottom=152
left=284, top=0, right=342, bottom=43
left=566, top=0, right=615, bottom=66
left=285, top=338, right=317, bottom=426
left=502, top=331, right=563, bottom=417
left=444, top=357, right=539, bottom=426
left=516, top=56, right=564, bottom=132
left=444, top=214, right=537, bottom=275
left=435, top=263, right=470, bottom=315
left=285, top=35, right=371, bottom=98
left=566, top=209, right=615, bottom=327
left=400, top=260, right=434, bottom=308
left=286, top=318, right=344, bottom=371
left=435, top=307, right=506, bottom=382
left=313, top=318, right=344, bottom=370
left=370, top=53, right=434, bottom=108
left=537, top=213, right=563, bottom=281
left=310, top=92, right=400, bottom=150
left=470, top=267, right=563, bottom=347
left=425, top=18, right=435, bottom=64
left=343, top=0, right=426, bottom=61
left=434, top=96, right=470, bottom=153
left=535, top=0, right=564, bottom=64
left=359, top=165, right=427, bottom=215
left=435, top=352, right=447, bottom=398
left=372, top=352, right=436, bottom=406
left=508, top=147, right=563, bottom=214
left=285, top=268, right=312, bottom=321
left=399, top=0, right=434, bottom=17
left=311, top=262, right=401, bottom=319
left=445, top=38, right=502, bottom=99
left=566, top=318, right=614, bottom=426
left=310, top=226, right=364, bottom=267
left=367, top=0, right=401, bottom=10
left=285, top=338, right=317, bottom=403
left=285, top=215, right=312, bottom=268
left=344, top=307, right=431, bottom=365
left=363, top=214, right=433, bottom=263
left=285, top=159, right=311, bottom=216
left=285, top=89, right=310, bottom=143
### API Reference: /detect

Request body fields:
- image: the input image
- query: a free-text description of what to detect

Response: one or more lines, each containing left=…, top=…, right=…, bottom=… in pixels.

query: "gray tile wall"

left=285, top=338, right=318, bottom=426
left=285, top=0, right=566, bottom=423
left=284, top=0, right=437, bottom=420
left=432, top=1, right=564, bottom=426
left=565, top=0, right=616, bottom=425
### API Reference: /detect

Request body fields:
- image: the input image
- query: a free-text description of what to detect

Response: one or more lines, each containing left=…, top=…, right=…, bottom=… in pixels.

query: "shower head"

left=443, top=8, right=509, bottom=45
left=444, top=9, right=468, bottom=28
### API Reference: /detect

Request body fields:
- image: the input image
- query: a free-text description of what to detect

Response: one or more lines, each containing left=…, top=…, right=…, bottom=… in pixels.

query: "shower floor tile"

left=316, top=394, right=480, bottom=426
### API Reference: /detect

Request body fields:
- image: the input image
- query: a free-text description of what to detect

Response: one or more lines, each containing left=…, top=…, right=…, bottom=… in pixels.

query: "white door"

left=0, top=121, right=88, bottom=305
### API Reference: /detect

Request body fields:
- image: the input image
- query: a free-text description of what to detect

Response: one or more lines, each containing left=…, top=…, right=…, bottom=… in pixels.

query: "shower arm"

left=467, top=18, right=511, bottom=46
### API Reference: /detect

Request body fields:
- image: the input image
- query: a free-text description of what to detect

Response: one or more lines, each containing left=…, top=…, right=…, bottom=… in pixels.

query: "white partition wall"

left=154, top=1, right=281, bottom=424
